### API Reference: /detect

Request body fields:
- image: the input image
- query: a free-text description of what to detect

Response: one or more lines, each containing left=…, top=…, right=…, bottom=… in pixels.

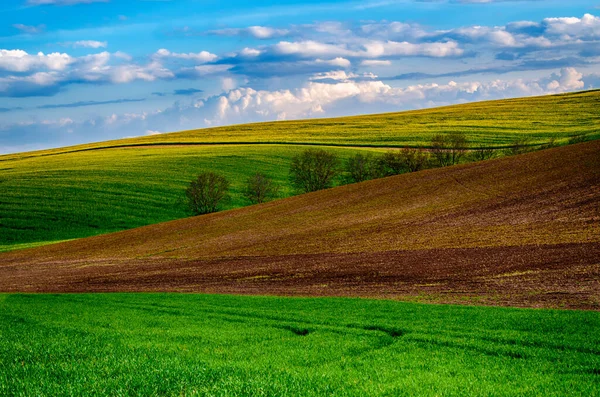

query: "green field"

left=1, top=90, right=598, bottom=252
left=1, top=294, right=599, bottom=396
left=0, top=145, right=379, bottom=252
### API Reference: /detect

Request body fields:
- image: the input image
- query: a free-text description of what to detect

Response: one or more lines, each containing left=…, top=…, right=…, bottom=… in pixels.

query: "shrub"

left=185, top=171, right=230, bottom=215
left=400, top=148, right=430, bottom=172
left=290, top=149, right=340, bottom=193
left=374, top=151, right=405, bottom=177
left=346, top=153, right=377, bottom=183
left=244, top=172, right=279, bottom=204
left=431, top=133, right=468, bottom=167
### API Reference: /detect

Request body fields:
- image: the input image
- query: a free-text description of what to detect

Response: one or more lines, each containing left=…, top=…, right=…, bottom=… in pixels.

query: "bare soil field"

left=1, top=141, right=598, bottom=309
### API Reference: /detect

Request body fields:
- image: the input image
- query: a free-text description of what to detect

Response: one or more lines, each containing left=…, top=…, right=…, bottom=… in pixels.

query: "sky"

left=1, top=0, right=599, bottom=154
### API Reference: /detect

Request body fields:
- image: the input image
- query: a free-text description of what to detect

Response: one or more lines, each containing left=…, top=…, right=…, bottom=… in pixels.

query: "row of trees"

left=185, top=132, right=569, bottom=215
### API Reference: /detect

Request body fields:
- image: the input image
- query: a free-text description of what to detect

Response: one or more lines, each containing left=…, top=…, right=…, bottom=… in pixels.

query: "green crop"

left=1, top=294, right=598, bottom=396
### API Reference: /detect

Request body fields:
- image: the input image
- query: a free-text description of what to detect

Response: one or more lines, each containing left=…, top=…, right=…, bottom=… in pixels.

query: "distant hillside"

left=0, top=90, right=598, bottom=252
left=2, top=140, right=598, bottom=309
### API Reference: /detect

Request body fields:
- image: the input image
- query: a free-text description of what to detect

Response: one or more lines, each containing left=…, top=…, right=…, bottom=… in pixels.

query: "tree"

left=400, top=148, right=429, bottom=172
left=375, top=150, right=405, bottom=177
left=244, top=172, right=279, bottom=204
left=448, top=132, right=468, bottom=165
left=289, top=149, right=340, bottom=193
left=430, top=134, right=452, bottom=167
left=346, top=153, right=377, bottom=183
left=430, top=133, right=468, bottom=167
left=185, top=171, right=230, bottom=215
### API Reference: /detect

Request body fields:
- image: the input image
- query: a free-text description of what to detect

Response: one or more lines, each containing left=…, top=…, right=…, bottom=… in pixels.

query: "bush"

left=244, top=172, right=279, bottom=204
left=185, top=171, right=230, bottom=215
left=375, top=151, right=405, bottom=177
left=346, top=153, right=377, bottom=183
left=290, top=149, right=340, bottom=193
left=400, top=148, right=430, bottom=172
left=431, top=133, right=468, bottom=167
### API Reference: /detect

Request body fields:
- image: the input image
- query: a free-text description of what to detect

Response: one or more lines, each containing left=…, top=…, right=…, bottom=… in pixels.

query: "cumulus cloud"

left=0, top=50, right=73, bottom=72
left=0, top=50, right=176, bottom=97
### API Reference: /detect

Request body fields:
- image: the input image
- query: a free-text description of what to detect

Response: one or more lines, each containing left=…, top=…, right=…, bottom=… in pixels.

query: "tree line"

left=185, top=132, right=572, bottom=215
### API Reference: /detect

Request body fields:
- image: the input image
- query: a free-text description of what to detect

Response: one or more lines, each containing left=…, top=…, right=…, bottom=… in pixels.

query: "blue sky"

left=1, top=0, right=599, bottom=153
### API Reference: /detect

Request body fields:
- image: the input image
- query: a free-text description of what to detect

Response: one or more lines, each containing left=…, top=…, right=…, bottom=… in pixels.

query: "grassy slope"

left=1, top=294, right=599, bottom=396
left=0, top=90, right=598, bottom=251
left=0, top=145, right=374, bottom=251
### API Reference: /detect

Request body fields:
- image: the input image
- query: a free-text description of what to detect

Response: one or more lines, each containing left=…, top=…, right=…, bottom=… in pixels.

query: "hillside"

left=1, top=140, right=598, bottom=309
left=0, top=90, right=599, bottom=252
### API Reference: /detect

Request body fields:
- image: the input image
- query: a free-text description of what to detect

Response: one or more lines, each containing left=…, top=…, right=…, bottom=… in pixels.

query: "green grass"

left=0, top=294, right=598, bottom=396
left=0, top=145, right=380, bottom=249
left=1, top=90, right=598, bottom=251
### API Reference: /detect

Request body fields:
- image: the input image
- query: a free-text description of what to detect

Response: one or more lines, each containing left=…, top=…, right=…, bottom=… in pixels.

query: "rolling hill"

left=1, top=140, right=598, bottom=309
left=0, top=90, right=599, bottom=252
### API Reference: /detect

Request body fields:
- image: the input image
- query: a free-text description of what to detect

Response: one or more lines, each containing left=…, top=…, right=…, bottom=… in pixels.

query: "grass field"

left=1, top=90, right=598, bottom=252
left=1, top=293, right=599, bottom=396
left=0, top=145, right=377, bottom=251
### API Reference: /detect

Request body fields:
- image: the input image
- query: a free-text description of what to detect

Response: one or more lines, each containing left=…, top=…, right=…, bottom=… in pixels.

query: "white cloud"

left=542, top=14, right=600, bottom=40
left=314, top=57, right=351, bottom=68
left=545, top=67, right=584, bottom=91
left=221, top=77, right=237, bottom=91
left=0, top=50, right=73, bottom=72
left=154, top=48, right=217, bottom=63
left=267, top=39, right=463, bottom=59
left=168, top=67, right=590, bottom=127
left=72, top=40, right=107, bottom=48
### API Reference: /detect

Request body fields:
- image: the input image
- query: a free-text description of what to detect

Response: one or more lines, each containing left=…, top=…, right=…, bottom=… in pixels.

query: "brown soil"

left=1, top=141, right=599, bottom=310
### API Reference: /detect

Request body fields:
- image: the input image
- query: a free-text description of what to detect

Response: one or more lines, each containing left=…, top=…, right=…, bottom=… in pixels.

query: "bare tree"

left=346, top=153, right=377, bottom=183
left=244, top=172, right=279, bottom=204
left=290, top=149, right=340, bottom=193
left=185, top=171, right=230, bottom=215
